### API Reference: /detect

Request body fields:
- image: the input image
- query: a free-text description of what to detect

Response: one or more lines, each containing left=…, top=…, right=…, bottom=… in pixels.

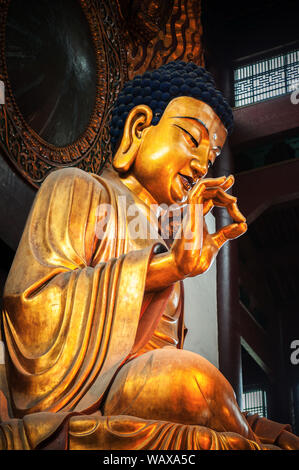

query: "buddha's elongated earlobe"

left=113, top=105, right=153, bottom=173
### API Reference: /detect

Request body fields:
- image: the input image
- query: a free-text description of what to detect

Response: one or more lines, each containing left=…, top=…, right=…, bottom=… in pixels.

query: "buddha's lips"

left=178, top=173, right=196, bottom=191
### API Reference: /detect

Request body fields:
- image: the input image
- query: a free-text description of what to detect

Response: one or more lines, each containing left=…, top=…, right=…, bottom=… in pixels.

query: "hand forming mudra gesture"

left=172, top=174, right=247, bottom=278
left=146, top=175, right=247, bottom=291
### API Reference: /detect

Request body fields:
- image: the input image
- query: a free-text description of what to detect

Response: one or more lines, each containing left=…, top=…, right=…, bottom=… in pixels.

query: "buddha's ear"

left=113, top=105, right=153, bottom=173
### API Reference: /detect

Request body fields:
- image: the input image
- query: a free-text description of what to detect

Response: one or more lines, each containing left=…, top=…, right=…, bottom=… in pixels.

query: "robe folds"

left=2, top=167, right=181, bottom=418
left=0, top=167, right=295, bottom=450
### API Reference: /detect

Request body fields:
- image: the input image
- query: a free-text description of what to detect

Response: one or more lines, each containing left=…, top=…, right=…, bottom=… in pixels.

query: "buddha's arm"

left=145, top=250, right=181, bottom=292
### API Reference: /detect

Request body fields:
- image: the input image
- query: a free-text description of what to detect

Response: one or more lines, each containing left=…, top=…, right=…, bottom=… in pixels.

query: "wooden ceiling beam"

left=240, top=302, right=275, bottom=377
left=231, top=95, right=299, bottom=149
left=234, top=158, right=299, bottom=224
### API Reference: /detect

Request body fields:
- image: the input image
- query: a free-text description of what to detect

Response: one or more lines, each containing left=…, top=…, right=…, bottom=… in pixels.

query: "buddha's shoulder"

left=42, top=167, right=96, bottom=186
left=39, top=168, right=118, bottom=201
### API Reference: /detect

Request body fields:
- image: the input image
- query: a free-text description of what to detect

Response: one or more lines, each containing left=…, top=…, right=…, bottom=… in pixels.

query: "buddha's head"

left=110, top=61, right=233, bottom=205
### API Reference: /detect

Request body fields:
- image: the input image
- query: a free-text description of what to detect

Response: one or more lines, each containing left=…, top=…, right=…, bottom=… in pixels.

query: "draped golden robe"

left=0, top=167, right=293, bottom=450
left=2, top=167, right=179, bottom=415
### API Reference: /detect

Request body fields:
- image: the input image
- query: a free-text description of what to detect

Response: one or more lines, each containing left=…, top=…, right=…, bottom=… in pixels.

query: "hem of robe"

left=243, top=412, right=293, bottom=445
left=0, top=411, right=282, bottom=450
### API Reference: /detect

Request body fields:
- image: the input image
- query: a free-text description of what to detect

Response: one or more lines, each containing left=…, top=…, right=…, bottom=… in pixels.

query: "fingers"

left=200, top=176, right=228, bottom=188
left=227, top=201, right=246, bottom=223
left=202, top=187, right=246, bottom=222
left=202, top=174, right=234, bottom=191
left=212, top=222, right=247, bottom=249
left=189, top=175, right=228, bottom=201
left=219, top=174, right=234, bottom=191
left=188, top=181, right=206, bottom=201
left=189, top=174, right=234, bottom=195
left=188, top=174, right=245, bottom=224
left=203, top=185, right=236, bottom=205
left=191, top=174, right=234, bottom=199
left=203, top=199, right=214, bottom=216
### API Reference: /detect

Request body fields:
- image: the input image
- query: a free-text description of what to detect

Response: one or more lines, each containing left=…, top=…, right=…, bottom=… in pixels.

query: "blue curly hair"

left=110, top=61, right=234, bottom=153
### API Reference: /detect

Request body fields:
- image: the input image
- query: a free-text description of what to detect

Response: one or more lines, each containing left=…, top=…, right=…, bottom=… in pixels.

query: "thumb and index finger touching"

left=212, top=222, right=248, bottom=249
left=188, top=174, right=248, bottom=248
left=189, top=174, right=235, bottom=202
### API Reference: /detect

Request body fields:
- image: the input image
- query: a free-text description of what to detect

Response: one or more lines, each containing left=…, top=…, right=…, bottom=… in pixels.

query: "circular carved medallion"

left=0, top=0, right=128, bottom=187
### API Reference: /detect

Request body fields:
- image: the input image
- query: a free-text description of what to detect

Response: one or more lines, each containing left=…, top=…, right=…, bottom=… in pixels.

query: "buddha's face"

left=132, top=96, right=227, bottom=205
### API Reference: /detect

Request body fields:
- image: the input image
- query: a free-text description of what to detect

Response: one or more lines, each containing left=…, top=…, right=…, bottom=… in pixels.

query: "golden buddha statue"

left=0, top=62, right=298, bottom=451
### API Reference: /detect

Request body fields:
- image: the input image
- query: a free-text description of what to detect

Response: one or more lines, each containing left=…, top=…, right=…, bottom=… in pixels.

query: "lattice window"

left=242, top=389, right=268, bottom=418
left=234, top=49, right=299, bottom=107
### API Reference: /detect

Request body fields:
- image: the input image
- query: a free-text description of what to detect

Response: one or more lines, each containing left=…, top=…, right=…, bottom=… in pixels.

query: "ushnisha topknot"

left=110, top=61, right=234, bottom=153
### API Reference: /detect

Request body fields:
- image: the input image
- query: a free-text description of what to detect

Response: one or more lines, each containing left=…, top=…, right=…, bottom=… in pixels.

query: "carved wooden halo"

left=0, top=0, right=128, bottom=187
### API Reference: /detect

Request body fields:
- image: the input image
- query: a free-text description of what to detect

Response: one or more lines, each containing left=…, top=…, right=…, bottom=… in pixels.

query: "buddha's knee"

left=103, top=348, right=242, bottom=430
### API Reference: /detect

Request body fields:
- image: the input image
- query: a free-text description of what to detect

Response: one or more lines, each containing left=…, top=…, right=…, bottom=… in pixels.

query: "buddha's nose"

left=190, top=159, right=207, bottom=179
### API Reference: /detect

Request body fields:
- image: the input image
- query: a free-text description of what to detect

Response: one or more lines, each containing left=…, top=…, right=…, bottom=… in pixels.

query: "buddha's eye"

left=173, top=124, right=199, bottom=148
